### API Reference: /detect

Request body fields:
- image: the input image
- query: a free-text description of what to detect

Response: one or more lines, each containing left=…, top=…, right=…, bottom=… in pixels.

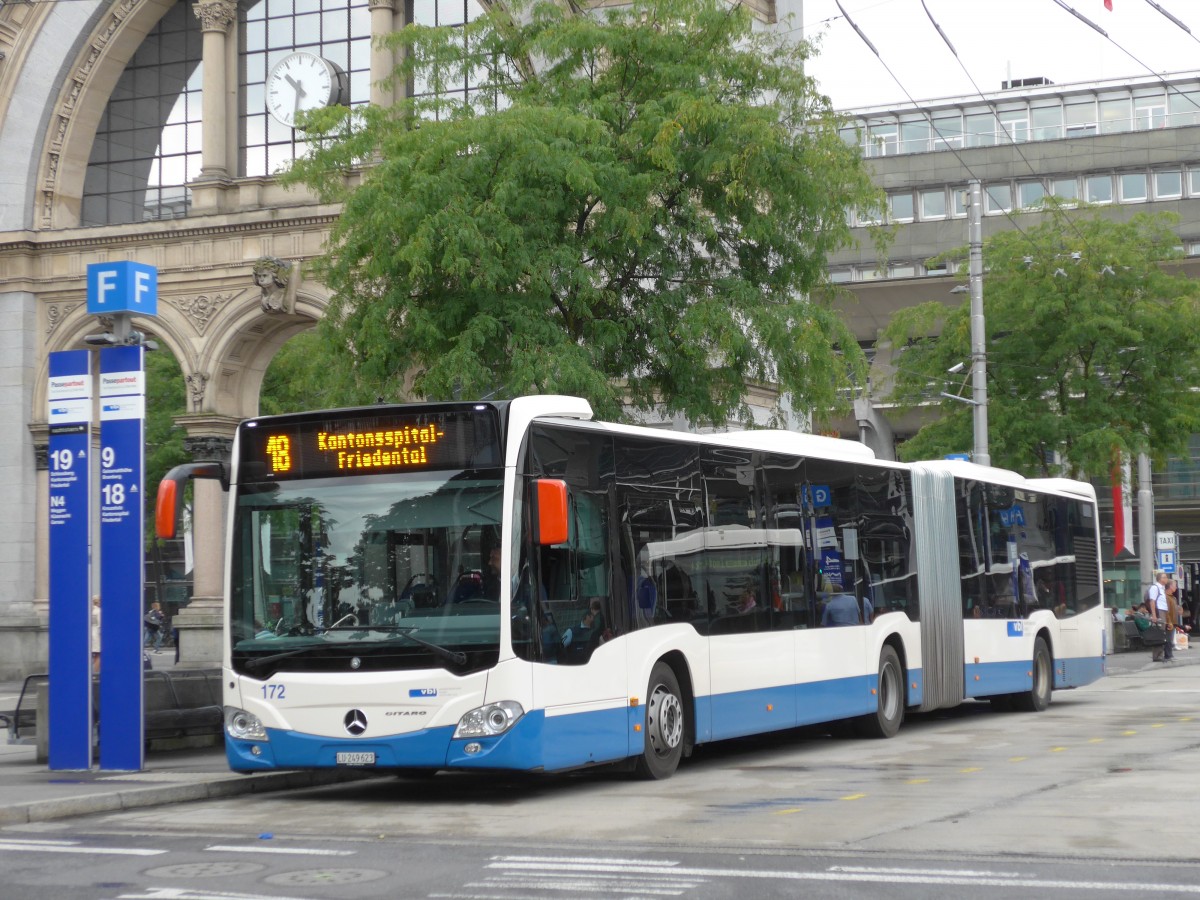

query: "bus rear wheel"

left=857, top=645, right=904, bottom=739
left=1011, top=636, right=1052, bottom=713
left=634, top=662, right=685, bottom=780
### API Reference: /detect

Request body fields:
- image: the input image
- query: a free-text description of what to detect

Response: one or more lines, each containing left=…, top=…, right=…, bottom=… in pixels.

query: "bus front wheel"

left=1011, top=636, right=1052, bottom=713
left=857, top=645, right=905, bottom=739
left=634, top=662, right=685, bottom=780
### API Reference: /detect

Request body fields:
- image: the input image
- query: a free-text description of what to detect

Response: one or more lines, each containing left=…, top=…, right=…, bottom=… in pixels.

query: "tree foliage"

left=285, top=0, right=879, bottom=425
left=882, top=207, right=1200, bottom=478
left=258, top=330, right=387, bottom=415
left=144, top=348, right=190, bottom=539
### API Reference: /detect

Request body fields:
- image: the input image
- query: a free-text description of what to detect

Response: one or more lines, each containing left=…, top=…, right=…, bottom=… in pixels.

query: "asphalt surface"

left=0, top=644, right=1192, bottom=827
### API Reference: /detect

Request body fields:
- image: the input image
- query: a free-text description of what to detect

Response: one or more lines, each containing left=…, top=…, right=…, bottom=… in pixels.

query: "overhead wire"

left=832, top=0, right=1200, bottom=270
left=919, top=0, right=1105, bottom=262
left=833, top=0, right=1047, bottom=257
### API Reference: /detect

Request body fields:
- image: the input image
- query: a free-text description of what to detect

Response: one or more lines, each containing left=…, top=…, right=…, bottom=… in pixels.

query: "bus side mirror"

left=156, top=461, right=227, bottom=539
left=533, top=479, right=569, bottom=546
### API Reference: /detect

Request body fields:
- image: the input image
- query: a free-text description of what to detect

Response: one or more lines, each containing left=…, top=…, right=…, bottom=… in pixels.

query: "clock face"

left=266, top=52, right=339, bottom=127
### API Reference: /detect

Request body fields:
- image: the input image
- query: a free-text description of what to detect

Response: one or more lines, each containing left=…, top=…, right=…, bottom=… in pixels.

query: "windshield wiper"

left=360, top=625, right=467, bottom=666
left=244, top=627, right=467, bottom=671
left=245, top=645, right=321, bottom=671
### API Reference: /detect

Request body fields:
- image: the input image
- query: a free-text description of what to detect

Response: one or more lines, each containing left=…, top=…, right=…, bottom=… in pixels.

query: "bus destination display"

left=241, top=409, right=500, bottom=481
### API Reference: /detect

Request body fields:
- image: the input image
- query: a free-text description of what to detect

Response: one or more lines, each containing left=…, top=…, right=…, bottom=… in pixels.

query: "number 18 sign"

left=98, top=345, right=146, bottom=771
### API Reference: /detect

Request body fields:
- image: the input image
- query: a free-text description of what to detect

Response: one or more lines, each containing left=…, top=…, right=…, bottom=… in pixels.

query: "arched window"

left=81, top=2, right=204, bottom=225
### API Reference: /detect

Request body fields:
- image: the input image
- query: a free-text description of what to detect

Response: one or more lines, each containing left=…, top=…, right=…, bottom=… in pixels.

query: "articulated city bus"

left=157, top=395, right=1106, bottom=778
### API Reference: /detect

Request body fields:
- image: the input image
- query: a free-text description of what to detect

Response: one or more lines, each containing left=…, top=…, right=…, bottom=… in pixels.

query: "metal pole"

left=967, top=181, right=989, bottom=466
left=1137, top=451, right=1155, bottom=588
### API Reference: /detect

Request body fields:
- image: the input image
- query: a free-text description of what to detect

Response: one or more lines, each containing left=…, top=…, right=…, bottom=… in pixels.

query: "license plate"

left=335, top=751, right=376, bottom=766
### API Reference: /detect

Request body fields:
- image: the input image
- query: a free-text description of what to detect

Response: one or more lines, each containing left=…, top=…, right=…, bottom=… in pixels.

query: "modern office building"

left=821, top=71, right=1200, bottom=608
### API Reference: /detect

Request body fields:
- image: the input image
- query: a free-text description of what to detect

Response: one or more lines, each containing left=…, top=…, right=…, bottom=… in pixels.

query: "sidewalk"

left=0, top=652, right=373, bottom=828
left=1, top=647, right=1194, bottom=828
left=1104, top=640, right=1200, bottom=676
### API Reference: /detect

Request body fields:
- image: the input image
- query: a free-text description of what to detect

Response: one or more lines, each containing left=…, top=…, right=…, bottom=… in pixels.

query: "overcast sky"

left=800, top=0, right=1200, bottom=109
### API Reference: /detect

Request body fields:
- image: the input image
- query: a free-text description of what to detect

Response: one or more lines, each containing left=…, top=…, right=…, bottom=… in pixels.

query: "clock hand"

left=284, top=73, right=307, bottom=100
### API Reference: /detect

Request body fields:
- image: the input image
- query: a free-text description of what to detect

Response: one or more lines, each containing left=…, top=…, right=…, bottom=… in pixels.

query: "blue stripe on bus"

left=963, top=655, right=1105, bottom=698
left=225, top=708, right=636, bottom=774
left=226, top=724, right=460, bottom=772
left=705, top=668, right=925, bottom=741
left=225, top=658, right=1102, bottom=774
left=964, top=659, right=1034, bottom=697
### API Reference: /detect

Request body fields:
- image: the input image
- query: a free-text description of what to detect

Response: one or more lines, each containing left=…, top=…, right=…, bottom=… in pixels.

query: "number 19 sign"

left=47, top=351, right=93, bottom=770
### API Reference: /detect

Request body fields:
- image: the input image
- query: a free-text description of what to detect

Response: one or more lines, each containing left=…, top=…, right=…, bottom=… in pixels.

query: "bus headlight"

left=453, top=701, right=524, bottom=739
left=225, top=706, right=268, bottom=741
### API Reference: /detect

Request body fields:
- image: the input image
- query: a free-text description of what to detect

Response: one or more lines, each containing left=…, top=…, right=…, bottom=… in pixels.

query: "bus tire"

left=857, top=645, right=904, bottom=739
left=1012, top=636, right=1052, bottom=713
left=634, top=662, right=685, bottom=780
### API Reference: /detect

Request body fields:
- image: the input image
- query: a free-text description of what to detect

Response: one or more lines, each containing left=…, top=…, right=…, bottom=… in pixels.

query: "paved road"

left=1, top=655, right=1196, bottom=899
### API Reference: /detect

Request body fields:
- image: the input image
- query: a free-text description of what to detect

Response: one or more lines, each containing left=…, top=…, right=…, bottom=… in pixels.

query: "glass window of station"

left=81, top=0, right=488, bottom=226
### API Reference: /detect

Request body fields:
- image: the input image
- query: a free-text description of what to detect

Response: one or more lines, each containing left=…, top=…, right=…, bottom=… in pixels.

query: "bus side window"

left=524, top=423, right=620, bottom=664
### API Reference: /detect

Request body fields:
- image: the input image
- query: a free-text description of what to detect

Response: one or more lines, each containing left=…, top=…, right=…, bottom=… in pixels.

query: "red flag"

left=1104, top=0, right=1113, bottom=9
left=1111, top=452, right=1134, bottom=558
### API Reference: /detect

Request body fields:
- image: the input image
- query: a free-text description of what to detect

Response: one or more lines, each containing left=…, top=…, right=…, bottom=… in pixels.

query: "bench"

left=1122, top=619, right=1165, bottom=651
left=29, top=669, right=225, bottom=762
left=142, top=670, right=224, bottom=748
left=1, top=672, right=47, bottom=745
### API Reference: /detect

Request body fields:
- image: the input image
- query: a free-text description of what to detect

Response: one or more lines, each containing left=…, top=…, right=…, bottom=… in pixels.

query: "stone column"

left=171, top=416, right=238, bottom=667
left=30, top=431, right=50, bottom=614
left=0, top=291, right=41, bottom=681
left=368, top=0, right=397, bottom=108
left=194, top=0, right=237, bottom=181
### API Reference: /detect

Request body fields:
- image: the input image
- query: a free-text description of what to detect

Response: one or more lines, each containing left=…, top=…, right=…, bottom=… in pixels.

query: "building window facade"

left=81, top=2, right=204, bottom=225
left=842, top=78, right=1200, bottom=159
left=78, top=0, right=491, bottom=225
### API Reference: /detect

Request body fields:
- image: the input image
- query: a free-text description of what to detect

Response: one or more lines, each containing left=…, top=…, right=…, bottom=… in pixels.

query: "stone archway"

left=159, top=263, right=330, bottom=662
left=29, top=250, right=331, bottom=665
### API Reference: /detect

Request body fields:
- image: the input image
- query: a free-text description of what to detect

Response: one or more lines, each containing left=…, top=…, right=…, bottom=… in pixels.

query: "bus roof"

left=530, top=414, right=879, bottom=463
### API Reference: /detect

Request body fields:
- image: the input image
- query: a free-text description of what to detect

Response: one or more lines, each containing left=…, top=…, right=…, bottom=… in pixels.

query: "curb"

left=0, top=769, right=377, bottom=827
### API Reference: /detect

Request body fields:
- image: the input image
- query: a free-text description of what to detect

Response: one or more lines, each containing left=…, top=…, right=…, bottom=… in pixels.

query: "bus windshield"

left=229, top=470, right=504, bottom=677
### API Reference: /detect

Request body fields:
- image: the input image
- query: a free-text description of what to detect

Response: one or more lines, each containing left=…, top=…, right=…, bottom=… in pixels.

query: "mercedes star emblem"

left=343, top=708, right=368, bottom=736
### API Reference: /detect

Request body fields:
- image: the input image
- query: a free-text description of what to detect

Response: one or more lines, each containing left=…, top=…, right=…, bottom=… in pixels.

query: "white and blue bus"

left=157, top=395, right=1106, bottom=778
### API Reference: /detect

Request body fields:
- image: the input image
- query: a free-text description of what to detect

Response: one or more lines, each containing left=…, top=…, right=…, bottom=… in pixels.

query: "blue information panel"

left=98, top=346, right=146, bottom=771
left=47, top=350, right=93, bottom=770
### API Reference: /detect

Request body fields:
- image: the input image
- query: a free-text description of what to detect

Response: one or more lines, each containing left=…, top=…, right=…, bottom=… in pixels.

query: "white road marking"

left=487, top=856, right=1200, bottom=893
left=118, top=889, right=319, bottom=900
left=830, top=865, right=1024, bottom=877
left=0, top=838, right=165, bottom=856
left=205, top=844, right=356, bottom=857
left=470, top=880, right=687, bottom=896
left=497, top=854, right=680, bottom=867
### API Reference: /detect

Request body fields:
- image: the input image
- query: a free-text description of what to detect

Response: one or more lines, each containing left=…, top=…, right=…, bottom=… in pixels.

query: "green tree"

left=882, top=208, right=1200, bottom=478
left=286, top=0, right=879, bottom=425
left=259, top=330, right=386, bottom=416
left=143, top=348, right=190, bottom=539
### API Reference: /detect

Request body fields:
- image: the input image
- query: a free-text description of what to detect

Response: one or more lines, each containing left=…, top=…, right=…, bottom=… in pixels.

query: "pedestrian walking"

left=1163, top=579, right=1180, bottom=662
left=91, top=594, right=101, bottom=674
left=143, top=601, right=165, bottom=653
left=1146, top=572, right=1169, bottom=661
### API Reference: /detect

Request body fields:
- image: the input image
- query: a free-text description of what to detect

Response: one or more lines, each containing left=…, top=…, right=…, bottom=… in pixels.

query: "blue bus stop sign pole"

left=98, top=345, right=147, bottom=771
left=47, top=350, right=93, bottom=770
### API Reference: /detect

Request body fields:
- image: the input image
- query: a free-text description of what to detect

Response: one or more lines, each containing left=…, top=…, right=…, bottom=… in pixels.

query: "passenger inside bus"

left=726, top=585, right=758, bottom=616
left=821, top=579, right=872, bottom=627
